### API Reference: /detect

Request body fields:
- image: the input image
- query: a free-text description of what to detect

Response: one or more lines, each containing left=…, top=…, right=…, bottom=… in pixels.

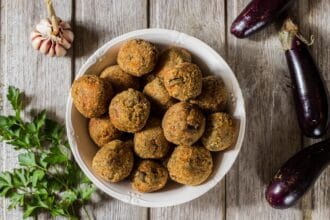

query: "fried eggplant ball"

left=71, top=75, right=113, bottom=118
left=162, top=102, right=205, bottom=146
left=117, top=39, right=158, bottom=77
left=190, top=76, right=228, bottom=112
left=134, top=117, right=170, bottom=159
left=167, top=145, right=213, bottom=185
left=155, top=47, right=192, bottom=79
left=143, top=77, right=176, bottom=112
left=163, top=62, right=202, bottom=101
left=89, top=116, right=122, bottom=147
left=109, top=89, right=150, bottom=133
left=201, top=112, right=237, bottom=151
left=131, top=160, right=168, bottom=192
left=92, top=140, right=134, bottom=182
left=100, top=65, right=140, bottom=92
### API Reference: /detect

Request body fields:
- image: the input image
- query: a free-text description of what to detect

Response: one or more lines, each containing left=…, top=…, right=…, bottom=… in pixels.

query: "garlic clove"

left=62, top=29, right=74, bottom=43
left=30, top=31, right=41, bottom=41
left=59, top=37, right=71, bottom=49
left=39, top=39, right=52, bottom=54
left=32, top=37, right=43, bottom=50
left=59, top=20, right=71, bottom=30
left=48, top=43, right=55, bottom=57
left=55, top=43, right=67, bottom=57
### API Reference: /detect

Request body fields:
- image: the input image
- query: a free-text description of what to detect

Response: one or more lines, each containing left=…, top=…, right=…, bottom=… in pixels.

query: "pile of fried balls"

left=71, top=39, right=237, bottom=193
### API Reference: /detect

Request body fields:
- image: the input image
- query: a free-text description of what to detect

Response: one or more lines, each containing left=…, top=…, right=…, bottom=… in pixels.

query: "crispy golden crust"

left=162, top=102, right=205, bottom=145
left=201, top=113, right=237, bottom=151
left=92, top=140, right=134, bottom=182
left=71, top=75, right=113, bottom=118
left=100, top=65, right=140, bottom=92
left=131, top=160, right=168, bottom=192
left=163, top=62, right=202, bottom=101
left=134, top=118, right=170, bottom=159
left=190, top=76, right=228, bottom=113
left=109, top=89, right=150, bottom=133
left=167, top=145, right=213, bottom=185
left=143, top=77, right=176, bottom=112
left=88, top=116, right=122, bottom=147
left=155, top=47, right=192, bottom=79
left=117, top=39, right=158, bottom=76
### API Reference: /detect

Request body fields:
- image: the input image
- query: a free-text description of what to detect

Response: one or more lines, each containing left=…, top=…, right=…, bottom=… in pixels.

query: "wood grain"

left=73, top=0, right=148, bottom=219
left=301, top=1, right=330, bottom=220
left=0, top=0, right=6, bottom=217
left=149, top=0, right=226, bottom=219
left=0, top=0, right=329, bottom=219
left=0, top=0, right=73, bottom=219
left=225, top=0, right=303, bottom=219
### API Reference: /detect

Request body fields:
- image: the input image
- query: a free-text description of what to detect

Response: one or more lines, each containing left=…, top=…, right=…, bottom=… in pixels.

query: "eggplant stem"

left=279, top=18, right=314, bottom=50
left=296, top=34, right=315, bottom=46
left=283, top=18, right=298, bottom=33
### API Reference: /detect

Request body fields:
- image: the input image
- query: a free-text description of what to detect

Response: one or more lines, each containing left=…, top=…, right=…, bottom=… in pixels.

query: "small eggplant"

left=279, top=19, right=330, bottom=138
left=265, top=139, right=330, bottom=209
left=231, top=0, right=294, bottom=38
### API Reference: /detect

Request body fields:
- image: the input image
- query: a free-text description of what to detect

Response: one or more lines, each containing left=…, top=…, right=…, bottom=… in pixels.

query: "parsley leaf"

left=23, top=205, right=38, bottom=219
left=31, top=170, right=45, bottom=187
left=44, top=146, right=68, bottom=164
left=18, top=152, right=37, bottom=167
left=0, top=86, right=96, bottom=219
left=7, top=86, right=23, bottom=119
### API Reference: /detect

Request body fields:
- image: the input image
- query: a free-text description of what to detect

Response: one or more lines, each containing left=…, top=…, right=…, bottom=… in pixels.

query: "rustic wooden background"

left=0, top=0, right=329, bottom=219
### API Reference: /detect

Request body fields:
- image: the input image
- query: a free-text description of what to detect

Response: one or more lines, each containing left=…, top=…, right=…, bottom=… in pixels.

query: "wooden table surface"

left=0, top=0, right=329, bottom=219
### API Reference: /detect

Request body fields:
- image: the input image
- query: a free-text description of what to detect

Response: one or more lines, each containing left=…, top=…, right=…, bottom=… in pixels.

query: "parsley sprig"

left=0, top=86, right=95, bottom=219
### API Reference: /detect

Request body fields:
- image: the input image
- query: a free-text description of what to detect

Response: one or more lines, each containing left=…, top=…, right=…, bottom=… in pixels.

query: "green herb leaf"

left=78, top=184, right=96, bottom=201
left=8, top=192, right=24, bottom=209
left=13, top=169, right=29, bottom=187
left=7, top=86, right=23, bottom=117
left=39, top=153, right=49, bottom=169
left=32, top=170, right=45, bottom=187
left=34, top=110, right=46, bottom=131
left=0, top=172, right=13, bottom=196
left=61, top=190, right=77, bottom=205
left=50, top=207, right=66, bottom=217
left=18, top=152, right=37, bottom=167
left=44, top=146, right=68, bottom=164
left=23, top=205, right=38, bottom=219
left=44, top=119, right=64, bottom=144
left=0, top=86, right=96, bottom=219
left=0, top=172, right=12, bottom=188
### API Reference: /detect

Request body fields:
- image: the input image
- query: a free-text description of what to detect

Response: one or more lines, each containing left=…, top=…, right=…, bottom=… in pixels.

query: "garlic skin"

left=31, top=18, right=74, bottom=57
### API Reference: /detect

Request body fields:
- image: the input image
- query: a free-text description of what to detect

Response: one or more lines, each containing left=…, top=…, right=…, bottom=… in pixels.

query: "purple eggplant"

left=266, top=139, right=330, bottom=209
left=231, top=0, right=294, bottom=38
left=279, top=19, right=330, bottom=138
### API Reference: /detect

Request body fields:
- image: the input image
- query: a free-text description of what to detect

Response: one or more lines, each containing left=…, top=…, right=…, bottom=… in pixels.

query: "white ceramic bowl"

left=66, top=29, right=246, bottom=207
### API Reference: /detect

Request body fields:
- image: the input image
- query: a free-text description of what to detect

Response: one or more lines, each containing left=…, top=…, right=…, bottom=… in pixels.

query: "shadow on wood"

left=74, top=24, right=100, bottom=58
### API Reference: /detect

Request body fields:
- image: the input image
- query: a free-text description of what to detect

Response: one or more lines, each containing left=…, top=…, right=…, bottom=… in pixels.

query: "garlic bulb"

left=31, top=18, right=74, bottom=57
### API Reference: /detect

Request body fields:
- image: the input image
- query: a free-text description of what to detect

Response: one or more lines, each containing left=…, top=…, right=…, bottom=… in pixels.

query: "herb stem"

left=18, top=187, right=29, bottom=193
left=35, top=165, right=68, bottom=190
left=83, top=205, right=92, bottom=220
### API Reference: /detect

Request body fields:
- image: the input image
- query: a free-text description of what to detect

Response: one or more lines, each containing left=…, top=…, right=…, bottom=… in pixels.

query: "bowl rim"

left=66, top=28, right=246, bottom=207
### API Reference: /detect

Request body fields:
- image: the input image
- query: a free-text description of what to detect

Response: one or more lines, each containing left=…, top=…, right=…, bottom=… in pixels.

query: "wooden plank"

left=0, top=0, right=73, bottom=219
left=301, top=1, right=330, bottom=220
left=0, top=0, right=5, bottom=217
left=73, top=1, right=149, bottom=219
left=225, top=0, right=303, bottom=219
left=149, top=1, right=226, bottom=219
